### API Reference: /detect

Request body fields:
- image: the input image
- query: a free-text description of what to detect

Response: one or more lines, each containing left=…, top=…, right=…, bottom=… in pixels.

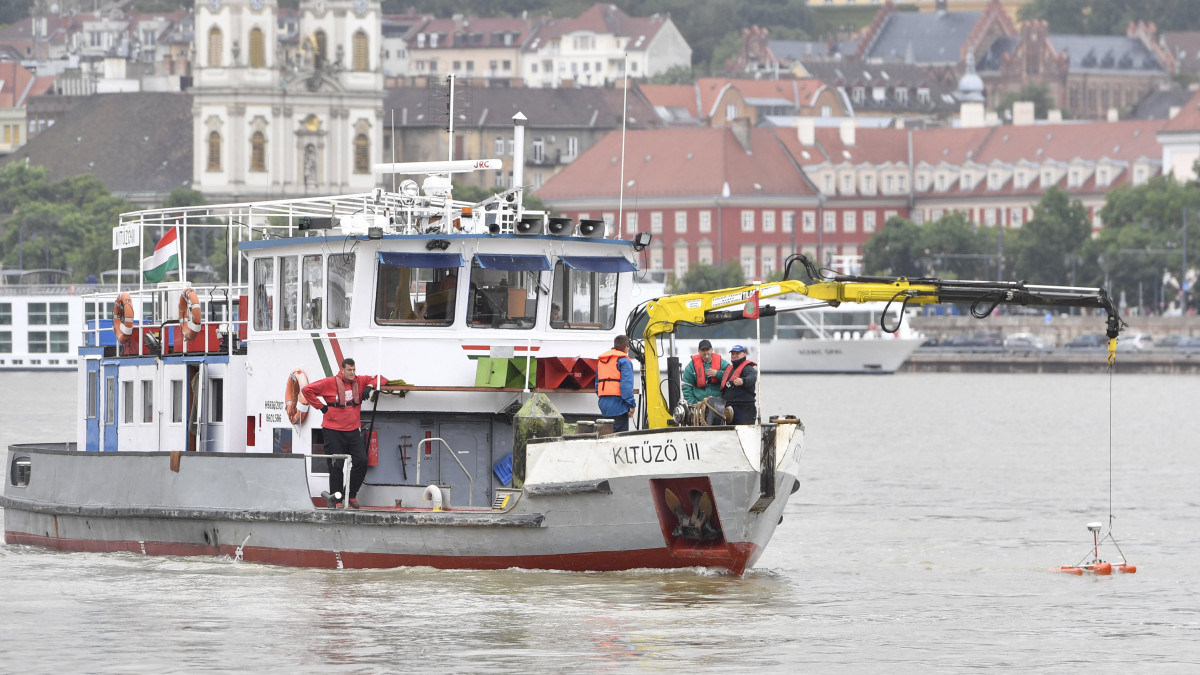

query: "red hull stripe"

left=327, top=334, right=345, bottom=366
left=5, top=531, right=758, bottom=574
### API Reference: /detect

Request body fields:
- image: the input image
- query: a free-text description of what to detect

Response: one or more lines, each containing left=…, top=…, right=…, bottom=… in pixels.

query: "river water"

left=2, top=371, right=1198, bottom=672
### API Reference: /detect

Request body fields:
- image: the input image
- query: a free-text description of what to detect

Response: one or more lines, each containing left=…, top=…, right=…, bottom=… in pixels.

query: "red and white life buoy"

left=113, top=292, right=135, bottom=344
left=285, top=369, right=310, bottom=426
left=178, top=287, right=202, bottom=340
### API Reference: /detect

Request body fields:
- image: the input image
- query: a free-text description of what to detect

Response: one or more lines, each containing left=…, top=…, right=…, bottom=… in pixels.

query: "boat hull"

left=3, top=424, right=803, bottom=574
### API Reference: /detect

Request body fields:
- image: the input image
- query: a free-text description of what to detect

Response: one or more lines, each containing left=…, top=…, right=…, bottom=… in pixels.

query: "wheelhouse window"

left=105, top=376, right=116, bottom=425
left=253, top=257, right=274, bottom=331
left=280, top=256, right=298, bottom=331
left=374, top=252, right=462, bottom=326
left=210, top=378, right=224, bottom=423
left=171, top=380, right=183, bottom=424
left=551, top=257, right=633, bottom=330
left=301, top=254, right=323, bottom=329
left=123, top=380, right=133, bottom=424
left=467, top=254, right=549, bottom=329
left=328, top=253, right=355, bottom=329
left=142, top=380, right=153, bottom=423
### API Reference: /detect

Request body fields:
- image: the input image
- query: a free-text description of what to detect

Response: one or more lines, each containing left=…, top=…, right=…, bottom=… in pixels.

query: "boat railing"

left=416, top=437, right=474, bottom=507
left=80, top=283, right=249, bottom=357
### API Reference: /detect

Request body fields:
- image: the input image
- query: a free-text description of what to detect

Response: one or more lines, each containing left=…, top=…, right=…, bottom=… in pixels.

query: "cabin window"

left=279, top=256, right=298, bottom=331
left=0, top=302, right=10, bottom=324
left=550, top=258, right=628, bottom=330
left=28, top=332, right=47, bottom=353
left=50, top=331, right=68, bottom=353
left=171, top=380, right=183, bottom=424
left=374, top=253, right=461, bottom=326
left=28, top=302, right=47, bottom=325
left=273, top=428, right=292, bottom=453
left=50, top=302, right=69, bottom=324
left=253, top=258, right=275, bottom=331
left=249, top=27, right=265, bottom=68
left=0, top=332, right=10, bottom=353
left=123, top=381, right=134, bottom=424
left=105, top=376, right=116, bottom=425
left=87, top=370, right=98, bottom=419
left=301, top=254, right=323, bottom=329
left=142, top=380, right=154, bottom=423
left=210, top=378, right=224, bottom=423
left=328, top=254, right=355, bottom=329
left=467, top=255, right=548, bottom=329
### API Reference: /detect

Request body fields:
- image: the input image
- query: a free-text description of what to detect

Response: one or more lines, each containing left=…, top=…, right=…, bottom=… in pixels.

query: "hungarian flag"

left=142, top=227, right=180, bottom=283
left=743, top=290, right=760, bottom=319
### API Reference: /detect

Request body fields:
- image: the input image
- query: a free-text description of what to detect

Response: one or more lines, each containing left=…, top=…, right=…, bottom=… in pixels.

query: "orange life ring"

left=285, top=369, right=310, bottom=426
left=178, top=287, right=202, bottom=340
left=113, top=292, right=135, bottom=344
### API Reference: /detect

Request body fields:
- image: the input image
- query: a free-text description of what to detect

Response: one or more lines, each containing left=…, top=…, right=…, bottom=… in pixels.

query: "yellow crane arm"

left=629, top=255, right=1124, bottom=430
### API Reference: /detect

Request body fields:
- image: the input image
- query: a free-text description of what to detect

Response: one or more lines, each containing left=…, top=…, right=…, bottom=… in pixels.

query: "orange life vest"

left=690, top=353, right=723, bottom=387
left=596, top=348, right=628, bottom=397
left=720, top=358, right=756, bottom=390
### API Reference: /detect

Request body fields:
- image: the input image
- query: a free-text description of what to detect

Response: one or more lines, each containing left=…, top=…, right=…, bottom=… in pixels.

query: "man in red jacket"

left=301, top=358, right=383, bottom=509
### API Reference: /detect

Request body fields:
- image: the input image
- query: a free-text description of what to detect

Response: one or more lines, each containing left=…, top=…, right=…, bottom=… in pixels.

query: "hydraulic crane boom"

left=626, top=255, right=1125, bottom=430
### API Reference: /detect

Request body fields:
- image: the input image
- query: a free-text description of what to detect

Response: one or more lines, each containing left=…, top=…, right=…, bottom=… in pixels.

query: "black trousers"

left=611, top=413, right=630, bottom=432
left=324, top=428, right=368, bottom=499
left=728, top=402, right=757, bottom=425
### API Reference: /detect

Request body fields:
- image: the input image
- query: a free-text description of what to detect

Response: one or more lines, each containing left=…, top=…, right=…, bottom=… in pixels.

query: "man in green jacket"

left=681, top=339, right=724, bottom=405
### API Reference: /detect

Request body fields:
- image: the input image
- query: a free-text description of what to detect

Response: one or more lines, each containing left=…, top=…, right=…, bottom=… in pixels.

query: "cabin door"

left=436, top=421, right=491, bottom=507
left=84, top=357, right=101, bottom=452
left=186, top=363, right=205, bottom=452
left=102, top=362, right=120, bottom=451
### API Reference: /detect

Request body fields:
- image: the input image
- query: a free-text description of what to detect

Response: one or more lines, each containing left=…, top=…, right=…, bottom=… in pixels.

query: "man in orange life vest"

left=681, top=339, right=723, bottom=405
left=596, top=335, right=636, bottom=432
left=301, top=358, right=383, bottom=508
left=720, top=344, right=758, bottom=425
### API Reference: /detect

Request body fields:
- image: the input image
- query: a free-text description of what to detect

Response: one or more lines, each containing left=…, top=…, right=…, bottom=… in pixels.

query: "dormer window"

left=1069, top=169, right=1080, bottom=187
left=853, top=87, right=865, bottom=104
left=1016, top=171, right=1025, bottom=188
left=1042, top=170, right=1053, bottom=185
left=1098, top=168, right=1109, bottom=185
left=918, top=88, right=930, bottom=103
left=842, top=174, right=854, bottom=194
left=918, top=174, right=928, bottom=191
left=963, top=172, right=973, bottom=188
left=936, top=174, right=945, bottom=191
left=864, top=175, right=874, bottom=193
left=417, top=33, right=426, bottom=48
left=896, top=88, right=908, bottom=104
left=885, top=175, right=894, bottom=193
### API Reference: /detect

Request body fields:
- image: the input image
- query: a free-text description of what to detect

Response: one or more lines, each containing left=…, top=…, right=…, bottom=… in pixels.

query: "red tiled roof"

left=976, top=119, right=1167, bottom=164
left=525, top=3, right=667, bottom=51
left=537, top=127, right=815, bottom=200
left=780, top=126, right=912, bottom=167
left=638, top=84, right=698, bottom=117
left=414, top=16, right=535, bottom=48
left=0, top=61, right=34, bottom=108
left=911, top=127, right=996, bottom=166
left=1161, top=88, right=1200, bottom=132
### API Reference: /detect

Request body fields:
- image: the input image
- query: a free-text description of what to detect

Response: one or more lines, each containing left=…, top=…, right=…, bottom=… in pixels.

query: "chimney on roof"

left=797, top=118, right=815, bottom=146
left=732, top=117, right=752, bottom=153
left=1048, top=109, right=1063, bottom=123
left=960, top=101, right=986, bottom=128
left=1169, top=105, right=1181, bottom=119
left=1107, top=108, right=1119, bottom=122
left=839, top=119, right=856, bottom=147
left=1012, top=101, right=1035, bottom=126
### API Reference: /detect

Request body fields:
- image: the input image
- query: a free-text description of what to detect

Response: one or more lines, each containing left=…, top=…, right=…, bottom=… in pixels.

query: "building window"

left=674, top=211, right=687, bottom=234
left=885, top=175, right=894, bottom=193
left=567, top=137, right=578, bottom=158
left=782, top=211, right=794, bottom=233
left=936, top=174, right=945, bottom=191
left=1011, top=208, right=1024, bottom=227
left=699, top=210, right=711, bottom=233
left=494, top=136, right=504, bottom=155
left=842, top=174, right=853, bottom=194
left=740, top=245, right=756, bottom=279
left=650, top=212, right=663, bottom=234
left=314, top=30, right=328, bottom=69
left=208, top=27, right=222, bottom=67
left=823, top=175, right=832, bottom=193
left=626, top=212, right=638, bottom=234
left=674, top=246, right=689, bottom=279
left=863, top=175, right=873, bottom=193
left=843, top=211, right=856, bottom=233
left=802, top=211, right=815, bottom=233
left=250, top=131, right=266, bottom=172
left=353, top=31, right=369, bottom=71
left=823, top=211, right=836, bottom=233
left=863, top=211, right=876, bottom=233
left=249, top=27, right=265, bottom=67
left=762, top=211, right=776, bottom=233
left=726, top=103, right=737, bottom=120
left=532, top=137, right=544, bottom=163
left=207, top=131, right=221, bottom=171
left=761, top=247, right=776, bottom=279
left=741, top=210, right=755, bottom=233
left=354, top=134, right=370, bottom=174
left=898, top=176, right=906, bottom=191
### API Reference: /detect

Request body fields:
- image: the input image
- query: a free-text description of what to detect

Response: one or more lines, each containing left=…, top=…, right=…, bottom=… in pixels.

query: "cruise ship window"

left=50, top=302, right=69, bottom=324
left=468, top=255, right=548, bottom=329
left=301, top=254, right=323, bottom=330
left=28, top=331, right=48, bottom=353
left=550, top=258, right=631, bottom=330
left=374, top=252, right=461, bottom=326
left=123, top=381, right=133, bottom=424
left=280, top=256, right=298, bottom=331
left=253, top=258, right=274, bottom=331
left=0, top=302, right=10, bottom=324
left=0, top=331, right=10, bottom=353
left=50, top=331, right=68, bottom=353
left=28, top=302, right=47, bottom=325
left=171, top=380, right=183, bottom=424
left=142, top=380, right=154, bottom=423
left=328, top=253, right=355, bottom=329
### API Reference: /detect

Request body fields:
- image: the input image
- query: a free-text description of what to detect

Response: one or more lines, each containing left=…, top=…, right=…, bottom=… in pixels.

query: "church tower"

left=192, top=0, right=384, bottom=198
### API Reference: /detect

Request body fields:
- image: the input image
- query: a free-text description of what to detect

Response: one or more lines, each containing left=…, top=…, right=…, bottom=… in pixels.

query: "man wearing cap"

left=720, top=345, right=758, bottom=425
left=682, top=339, right=723, bottom=405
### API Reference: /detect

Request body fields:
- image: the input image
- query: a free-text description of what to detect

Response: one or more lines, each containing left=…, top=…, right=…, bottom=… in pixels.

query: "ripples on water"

left=2, top=372, right=1199, bottom=671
